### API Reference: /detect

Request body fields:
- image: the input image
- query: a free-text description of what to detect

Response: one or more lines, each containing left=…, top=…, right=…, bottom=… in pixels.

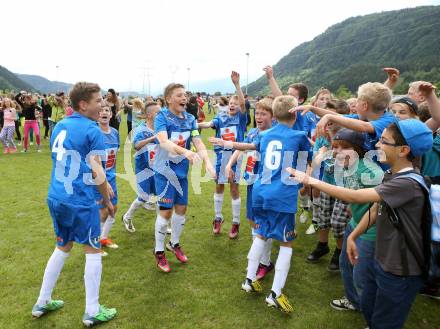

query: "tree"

left=334, top=85, right=352, bottom=99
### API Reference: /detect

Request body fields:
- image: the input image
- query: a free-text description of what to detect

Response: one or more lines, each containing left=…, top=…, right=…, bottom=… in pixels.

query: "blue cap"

left=395, top=119, right=433, bottom=156
left=333, top=128, right=366, bottom=150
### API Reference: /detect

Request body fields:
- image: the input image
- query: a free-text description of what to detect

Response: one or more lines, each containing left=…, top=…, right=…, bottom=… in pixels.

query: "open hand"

left=383, top=67, right=400, bottom=82
left=286, top=167, right=309, bottom=185
left=231, top=71, right=240, bottom=86
left=418, top=82, right=436, bottom=97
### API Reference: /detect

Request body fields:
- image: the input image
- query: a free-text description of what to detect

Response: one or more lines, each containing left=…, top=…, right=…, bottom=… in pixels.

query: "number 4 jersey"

left=252, top=123, right=312, bottom=214
left=48, top=112, right=106, bottom=205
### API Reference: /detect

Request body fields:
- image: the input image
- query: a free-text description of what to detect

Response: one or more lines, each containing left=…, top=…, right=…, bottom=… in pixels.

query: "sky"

left=3, top=0, right=439, bottom=95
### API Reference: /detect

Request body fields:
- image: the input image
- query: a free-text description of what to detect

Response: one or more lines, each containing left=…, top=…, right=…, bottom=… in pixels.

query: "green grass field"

left=0, top=110, right=439, bottom=329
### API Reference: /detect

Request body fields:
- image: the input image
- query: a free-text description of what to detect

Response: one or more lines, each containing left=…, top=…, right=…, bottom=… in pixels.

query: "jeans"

left=361, top=260, right=423, bottom=329
left=340, top=224, right=375, bottom=310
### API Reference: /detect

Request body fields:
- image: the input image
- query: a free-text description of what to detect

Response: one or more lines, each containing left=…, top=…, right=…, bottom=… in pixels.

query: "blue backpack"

left=386, top=172, right=440, bottom=282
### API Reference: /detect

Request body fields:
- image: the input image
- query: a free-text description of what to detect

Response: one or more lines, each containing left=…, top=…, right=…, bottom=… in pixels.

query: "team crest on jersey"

left=147, top=144, right=157, bottom=162
left=105, top=148, right=118, bottom=169
left=246, top=151, right=257, bottom=173
left=170, top=131, right=190, bottom=148
left=220, top=126, right=237, bottom=142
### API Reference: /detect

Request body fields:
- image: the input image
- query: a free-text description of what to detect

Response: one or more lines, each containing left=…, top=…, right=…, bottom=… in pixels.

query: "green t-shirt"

left=343, top=158, right=384, bottom=241
left=422, top=134, right=440, bottom=177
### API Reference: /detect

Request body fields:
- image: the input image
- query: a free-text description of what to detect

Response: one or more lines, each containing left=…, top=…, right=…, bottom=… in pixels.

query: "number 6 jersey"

left=252, top=123, right=312, bottom=214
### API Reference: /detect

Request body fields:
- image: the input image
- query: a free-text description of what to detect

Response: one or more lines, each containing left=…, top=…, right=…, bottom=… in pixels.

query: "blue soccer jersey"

left=252, top=123, right=312, bottom=214
left=154, top=108, right=199, bottom=179
left=211, top=111, right=247, bottom=153
left=48, top=112, right=106, bottom=205
left=243, top=127, right=260, bottom=184
left=133, top=123, right=156, bottom=199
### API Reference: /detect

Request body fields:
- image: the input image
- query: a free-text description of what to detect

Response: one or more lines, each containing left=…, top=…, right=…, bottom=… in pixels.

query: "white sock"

left=246, top=238, right=265, bottom=281
left=231, top=198, right=241, bottom=224
left=84, top=253, right=102, bottom=316
left=251, top=227, right=257, bottom=240
left=100, top=221, right=104, bottom=233
left=271, top=246, right=292, bottom=297
left=155, top=215, right=168, bottom=252
left=214, top=193, right=224, bottom=219
left=124, top=199, right=144, bottom=219
left=37, top=248, right=70, bottom=306
left=260, top=238, right=273, bottom=266
left=101, top=216, right=115, bottom=239
left=171, top=213, right=185, bottom=246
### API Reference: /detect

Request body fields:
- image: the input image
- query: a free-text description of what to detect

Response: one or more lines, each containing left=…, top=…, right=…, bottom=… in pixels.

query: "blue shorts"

left=246, top=185, right=254, bottom=220
left=215, top=151, right=242, bottom=184
left=95, top=180, right=118, bottom=208
left=47, top=198, right=101, bottom=249
left=136, top=171, right=155, bottom=202
left=155, top=173, right=188, bottom=208
left=253, top=207, right=296, bottom=242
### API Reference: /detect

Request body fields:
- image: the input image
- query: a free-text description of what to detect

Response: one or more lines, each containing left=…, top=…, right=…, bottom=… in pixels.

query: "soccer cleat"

left=21, top=149, right=27, bottom=153
left=32, top=300, right=64, bottom=318
left=212, top=217, right=223, bottom=235
left=166, top=241, right=188, bottom=263
left=37, top=149, right=42, bottom=153
left=256, top=262, right=274, bottom=280
left=241, top=278, right=262, bottom=293
left=229, top=223, right=240, bottom=239
left=122, top=215, right=136, bottom=233
left=330, top=296, right=356, bottom=311
left=82, top=305, right=117, bottom=327
left=100, top=249, right=108, bottom=257
left=307, top=242, right=330, bottom=263
left=100, top=238, right=118, bottom=249
left=3, top=148, right=9, bottom=154
left=265, top=291, right=293, bottom=313
left=154, top=250, right=171, bottom=272
left=9, top=147, right=17, bottom=153
left=305, top=223, right=318, bottom=235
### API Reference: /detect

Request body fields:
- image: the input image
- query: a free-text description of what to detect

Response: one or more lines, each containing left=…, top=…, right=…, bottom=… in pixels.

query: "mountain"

left=17, top=74, right=73, bottom=95
left=247, top=6, right=440, bottom=96
left=0, top=66, right=36, bottom=92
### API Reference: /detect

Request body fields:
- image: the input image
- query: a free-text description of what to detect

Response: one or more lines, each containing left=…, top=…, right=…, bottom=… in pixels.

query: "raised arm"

left=419, top=83, right=440, bottom=131
left=383, top=67, right=400, bottom=91
left=263, top=65, right=283, bottom=97
left=231, top=71, right=246, bottom=112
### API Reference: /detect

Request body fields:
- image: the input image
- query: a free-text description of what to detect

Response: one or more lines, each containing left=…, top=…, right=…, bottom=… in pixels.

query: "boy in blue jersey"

left=198, top=71, right=247, bottom=239
left=153, top=83, right=216, bottom=273
left=237, top=95, right=312, bottom=313
left=122, top=102, right=160, bottom=233
left=94, top=103, right=120, bottom=255
left=32, top=82, right=117, bottom=326
left=211, top=97, right=275, bottom=279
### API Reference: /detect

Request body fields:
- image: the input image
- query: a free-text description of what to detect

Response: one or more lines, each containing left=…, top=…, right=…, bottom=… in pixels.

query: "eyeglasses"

left=378, top=137, right=402, bottom=147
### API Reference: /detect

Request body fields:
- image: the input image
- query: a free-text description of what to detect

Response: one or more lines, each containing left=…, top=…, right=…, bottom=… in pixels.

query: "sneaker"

left=100, top=238, right=118, bottom=249
left=154, top=250, right=171, bottom=272
left=143, top=202, right=156, bottom=211
left=256, top=262, right=274, bottom=280
left=100, top=249, right=108, bottom=257
left=21, top=149, right=27, bottom=153
left=3, top=148, right=9, bottom=154
left=37, top=148, right=42, bottom=153
left=229, top=223, right=240, bottom=239
left=82, top=305, right=117, bottom=327
left=32, top=300, right=64, bottom=318
left=306, top=242, right=329, bottom=263
left=122, top=215, right=136, bottom=233
left=328, top=248, right=341, bottom=272
left=212, top=217, right=223, bottom=235
left=241, top=278, right=262, bottom=293
left=420, top=285, right=440, bottom=300
left=299, top=211, right=308, bottom=224
left=166, top=241, right=188, bottom=263
left=330, top=296, right=356, bottom=311
left=9, top=147, right=17, bottom=153
left=305, top=223, right=317, bottom=235
left=265, top=291, right=293, bottom=313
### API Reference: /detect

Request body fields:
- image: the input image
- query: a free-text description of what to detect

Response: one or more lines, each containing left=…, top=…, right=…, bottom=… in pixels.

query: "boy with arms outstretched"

left=153, top=83, right=215, bottom=272
left=32, top=82, right=117, bottom=326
